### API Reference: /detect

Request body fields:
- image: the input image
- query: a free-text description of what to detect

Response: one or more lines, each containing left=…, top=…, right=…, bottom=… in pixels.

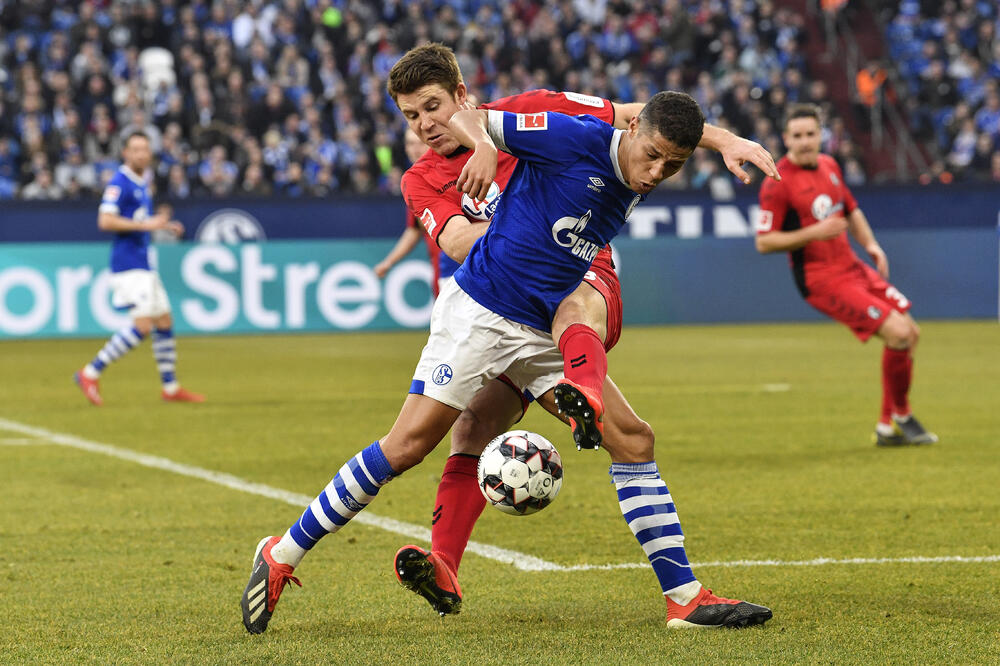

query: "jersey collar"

left=121, top=165, right=147, bottom=186
left=609, top=129, right=627, bottom=187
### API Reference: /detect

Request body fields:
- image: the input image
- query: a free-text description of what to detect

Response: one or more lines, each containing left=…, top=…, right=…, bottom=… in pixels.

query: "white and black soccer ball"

left=460, top=181, right=501, bottom=221
left=477, top=430, right=563, bottom=516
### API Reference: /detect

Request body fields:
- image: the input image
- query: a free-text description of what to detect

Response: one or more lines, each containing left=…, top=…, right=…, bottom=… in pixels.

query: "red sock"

left=882, top=347, right=913, bottom=418
left=558, top=323, right=607, bottom=398
left=430, top=454, right=486, bottom=574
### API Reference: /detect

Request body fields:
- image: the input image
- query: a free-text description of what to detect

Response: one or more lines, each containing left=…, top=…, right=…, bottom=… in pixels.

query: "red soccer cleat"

left=162, top=387, right=205, bottom=403
left=552, top=378, right=604, bottom=450
left=241, top=536, right=302, bottom=634
left=73, top=370, right=103, bottom=406
left=666, top=586, right=773, bottom=629
left=394, top=545, right=463, bottom=615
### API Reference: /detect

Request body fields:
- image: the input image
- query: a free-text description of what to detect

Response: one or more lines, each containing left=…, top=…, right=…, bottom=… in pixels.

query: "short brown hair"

left=783, top=103, right=821, bottom=129
left=387, top=43, right=463, bottom=104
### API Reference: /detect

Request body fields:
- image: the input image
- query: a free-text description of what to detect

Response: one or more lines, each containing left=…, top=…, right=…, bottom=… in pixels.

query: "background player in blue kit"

left=73, top=132, right=204, bottom=406
left=241, top=91, right=772, bottom=633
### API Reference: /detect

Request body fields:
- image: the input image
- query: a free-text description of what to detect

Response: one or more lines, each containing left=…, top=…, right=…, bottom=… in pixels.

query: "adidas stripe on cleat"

left=394, top=545, right=462, bottom=616
left=666, top=586, right=773, bottom=629
left=241, top=536, right=301, bottom=634
left=553, top=379, right=604, bottom=450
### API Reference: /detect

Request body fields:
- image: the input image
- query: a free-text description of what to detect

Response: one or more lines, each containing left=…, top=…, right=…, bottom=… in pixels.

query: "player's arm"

left=611, top=102, right=644, bottom=128
left=437, top=215, right=488, bottom=264
left=402, top=168, right=487, bottom=265
left=97, top=209, right=172, bottom=233
left=375, top=226, right=424, bottom=278
left=846, top=207, right=889, bottom=278
left=448, top=109, right=497, bottom=201
left=700, top=124, right=779, bottom=185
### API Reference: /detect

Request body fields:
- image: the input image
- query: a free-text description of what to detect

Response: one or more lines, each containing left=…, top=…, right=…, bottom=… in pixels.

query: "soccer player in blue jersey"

left=73, top=132, right=204, bottom=406
left=241, top=92, right=772, bottom=632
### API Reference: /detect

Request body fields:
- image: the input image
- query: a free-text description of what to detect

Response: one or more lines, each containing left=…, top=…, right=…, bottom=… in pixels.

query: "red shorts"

left=585, top=250, right=623, bottom=352
left=805, top=262, right=911, bottom=341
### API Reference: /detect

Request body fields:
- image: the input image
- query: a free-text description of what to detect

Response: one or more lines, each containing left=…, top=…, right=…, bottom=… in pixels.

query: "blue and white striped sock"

left=84, top=326, right=145, bottom=378
left=271, top=441, right=397, bottom=568
left=611, top=462, right=699, bottom=601
left=152, top=328, right=179, bottom=393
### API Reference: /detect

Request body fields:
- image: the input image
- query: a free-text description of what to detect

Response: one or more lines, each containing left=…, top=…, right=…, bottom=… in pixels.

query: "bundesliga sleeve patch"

left=102, top=185, right=121, bottom=203
left=516, top=112, right=548, bottom=131
left=420, top=208, right=438, bottom=236
left=755, top=209, right=774, bottom=233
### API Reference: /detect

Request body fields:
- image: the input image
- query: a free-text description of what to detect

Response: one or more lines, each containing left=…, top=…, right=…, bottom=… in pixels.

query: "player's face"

left=622, top=122, right=693, bottom=194
left=783, top=117, right=822, bottom=167
left=396, top=83, right=467, bottom=155
left=123, top=135, right=152, bottom=172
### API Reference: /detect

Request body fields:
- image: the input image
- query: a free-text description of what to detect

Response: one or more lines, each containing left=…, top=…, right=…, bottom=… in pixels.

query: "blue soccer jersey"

left=99, top=166, right=153, bottom=272
left=454, top=110, right=642, bottom=332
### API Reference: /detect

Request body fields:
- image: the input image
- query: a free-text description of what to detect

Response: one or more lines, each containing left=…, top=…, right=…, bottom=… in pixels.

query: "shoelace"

left=267, top=567, right=302, bottom=612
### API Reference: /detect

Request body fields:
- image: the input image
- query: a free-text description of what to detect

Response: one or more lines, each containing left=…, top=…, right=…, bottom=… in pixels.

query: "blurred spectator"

left=22, top=168, right=63, bottom=200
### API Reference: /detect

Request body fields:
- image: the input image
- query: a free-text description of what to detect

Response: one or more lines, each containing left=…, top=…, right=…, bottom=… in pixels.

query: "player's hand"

left=374, top=260, right=391, bottom=278
left=812, top=216, right=848, bottom=240
left=165, top=220, right=185, bottom=238
left=146, top=212, right=170, bottom=231
left=718, top=136, right=779, bottom=184
left=457, top=140, right=497, bottom=201
left=867, top=243, right=889, bottom=278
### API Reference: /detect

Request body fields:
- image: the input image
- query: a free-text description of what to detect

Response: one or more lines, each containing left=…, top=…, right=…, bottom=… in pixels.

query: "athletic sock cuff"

left=609, top=461, right=660, bottom=483
left=363, top=441, right=397, bottom=484
left=558, top=323, right=600, bottom=354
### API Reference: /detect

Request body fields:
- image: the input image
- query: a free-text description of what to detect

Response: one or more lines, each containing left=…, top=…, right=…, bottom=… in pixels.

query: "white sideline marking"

left=2, top=417, right=997, bottom=573
left=0, top=417, right=559, bottom=571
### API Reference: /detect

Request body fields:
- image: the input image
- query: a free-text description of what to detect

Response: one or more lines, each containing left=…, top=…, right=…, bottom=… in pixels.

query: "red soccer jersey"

left=756, top=153, right=860, bottom=296
left=405, top=209, right=442, bottom=295
left=400, top=90, right=615, bottom=246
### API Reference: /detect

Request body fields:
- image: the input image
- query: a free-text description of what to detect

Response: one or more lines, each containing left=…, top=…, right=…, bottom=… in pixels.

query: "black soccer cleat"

left=666, top=586, right=773, bottom=629
left=394, top=545, right=462, bottom=616
left=553, top=379, right=604, bottom=450
left=893, top=414, right=938, bottom=445
left=241, top=536, right=301, bottom=634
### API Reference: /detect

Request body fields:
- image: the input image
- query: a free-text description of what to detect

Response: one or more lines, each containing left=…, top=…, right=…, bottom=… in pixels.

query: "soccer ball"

left=460, top=181, right=501, bottom=221
left=477, top=430, right=563, bottom=516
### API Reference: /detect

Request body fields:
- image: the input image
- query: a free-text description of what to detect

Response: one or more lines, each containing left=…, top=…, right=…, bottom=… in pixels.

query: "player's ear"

left=455, top=82, right=468, bottom=105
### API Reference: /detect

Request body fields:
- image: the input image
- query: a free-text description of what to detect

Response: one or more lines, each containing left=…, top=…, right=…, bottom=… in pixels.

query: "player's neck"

left=787, top=153, right=819, bottom=169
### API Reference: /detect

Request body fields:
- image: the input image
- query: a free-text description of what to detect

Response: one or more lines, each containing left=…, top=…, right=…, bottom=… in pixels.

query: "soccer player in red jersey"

left=382, top=44, right=776, bottom=621
left=756, top=103, right=937, bottom=447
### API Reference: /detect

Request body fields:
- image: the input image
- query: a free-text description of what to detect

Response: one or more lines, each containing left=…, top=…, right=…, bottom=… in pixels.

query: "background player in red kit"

left=374, top=128, right=443, bottom=296
left=385, top=43, right=778, bottom=617
left=756, top=103, right=937, bottom=447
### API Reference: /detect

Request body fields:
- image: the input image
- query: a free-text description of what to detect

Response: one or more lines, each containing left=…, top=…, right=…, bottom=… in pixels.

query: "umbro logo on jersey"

left=587, top=177, right=605, bottom=193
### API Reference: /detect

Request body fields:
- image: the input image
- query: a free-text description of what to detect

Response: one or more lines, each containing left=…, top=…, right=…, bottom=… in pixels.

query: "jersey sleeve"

left=756, top=176, right=789, bottom=235
left=832, top=159, right=858, bottom=214
left=99, top=175, right=126, bottom=215
left=486, top=109, right=590, bottom=172
left=401, top=168, right=462, bottom=244
left=482, top=90, right=614, bottom=124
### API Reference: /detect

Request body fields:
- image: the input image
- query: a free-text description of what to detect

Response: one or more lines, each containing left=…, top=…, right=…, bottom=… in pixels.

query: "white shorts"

left=411, top=278, right=563, bottom=411
left=110, top=269, right=171, bottom=318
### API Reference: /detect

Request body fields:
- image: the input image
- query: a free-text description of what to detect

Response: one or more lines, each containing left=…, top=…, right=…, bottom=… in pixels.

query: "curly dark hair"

left=637, top=91, right=705, bottom=150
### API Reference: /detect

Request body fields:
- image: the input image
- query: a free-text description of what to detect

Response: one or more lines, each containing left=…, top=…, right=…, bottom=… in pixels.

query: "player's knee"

left=450, top=408, right=499, bottom=456
left=612, top=418, right=655, bottom=462
left=133, top=319, right=154, bottom=336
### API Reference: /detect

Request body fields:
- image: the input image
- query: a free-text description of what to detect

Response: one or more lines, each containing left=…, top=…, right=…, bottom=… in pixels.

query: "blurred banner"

left=1, top=230, right=996, bottom=339
left=2, top=185, right=997, bottom=243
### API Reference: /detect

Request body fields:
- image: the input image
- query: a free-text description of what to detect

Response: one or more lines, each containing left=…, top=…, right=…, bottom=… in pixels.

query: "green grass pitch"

left=1, top=321, right=998, bottom=664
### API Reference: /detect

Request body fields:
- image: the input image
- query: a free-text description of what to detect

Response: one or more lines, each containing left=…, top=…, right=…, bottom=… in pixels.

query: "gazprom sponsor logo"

left=195, top=208, right=266, bottom=243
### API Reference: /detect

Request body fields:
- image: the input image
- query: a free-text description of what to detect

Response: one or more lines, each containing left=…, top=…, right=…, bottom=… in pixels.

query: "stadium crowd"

left=0, top=0, right=997, bottom=202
